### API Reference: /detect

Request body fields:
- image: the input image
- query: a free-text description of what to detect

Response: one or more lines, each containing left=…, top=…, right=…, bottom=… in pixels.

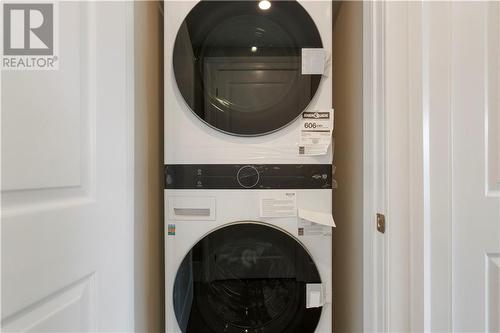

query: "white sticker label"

left=298, top=109, right=334, bottom=156
left=298, top=218, right=332, bottom=237
left=260, top=192, right=297, bottom=218
left=306, top=284, right=325, bottom=308
left=302, top=48, right=326, bottom=75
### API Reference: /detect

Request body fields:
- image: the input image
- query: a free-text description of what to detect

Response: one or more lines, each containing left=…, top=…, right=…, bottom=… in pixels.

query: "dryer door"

left=172, top=0, right=324, bottom=136
left=173, top=223, right=323, bottom=333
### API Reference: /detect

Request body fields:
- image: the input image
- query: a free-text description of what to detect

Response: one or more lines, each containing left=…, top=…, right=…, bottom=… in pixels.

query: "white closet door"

left=420, top=2, right=500, bottom=331
left=1, top=2, right=134, bottom=331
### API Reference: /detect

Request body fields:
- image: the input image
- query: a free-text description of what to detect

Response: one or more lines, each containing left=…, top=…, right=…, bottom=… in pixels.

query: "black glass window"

left=173, top=223, right=322, bottom=333
left=173, top=0, right=324, bottom=136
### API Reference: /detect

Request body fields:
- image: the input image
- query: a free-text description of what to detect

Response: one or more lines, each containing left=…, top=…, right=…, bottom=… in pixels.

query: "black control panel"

left=165, top=164, right=332, bottom=189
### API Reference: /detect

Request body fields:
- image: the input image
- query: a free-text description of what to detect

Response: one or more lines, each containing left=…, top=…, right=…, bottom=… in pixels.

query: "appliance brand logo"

left=2, top=1, right=59, bottom=70
left=302, top=112, right=330, bottom=119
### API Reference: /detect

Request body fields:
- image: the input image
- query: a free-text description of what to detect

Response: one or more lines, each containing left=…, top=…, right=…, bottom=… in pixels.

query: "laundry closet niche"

left=134, top=1, right=365, bottom=332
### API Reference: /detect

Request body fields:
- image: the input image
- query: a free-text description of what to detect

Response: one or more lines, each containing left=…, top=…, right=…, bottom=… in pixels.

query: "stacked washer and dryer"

left=164, top=1, right=334, bottom=332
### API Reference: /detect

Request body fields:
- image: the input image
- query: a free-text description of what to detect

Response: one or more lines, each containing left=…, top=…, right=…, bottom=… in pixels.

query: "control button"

left=237, top=165, right=260, bottom=188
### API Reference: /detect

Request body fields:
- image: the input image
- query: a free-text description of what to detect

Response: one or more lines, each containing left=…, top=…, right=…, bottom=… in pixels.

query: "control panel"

left=165, top=164, right=332, bottom=189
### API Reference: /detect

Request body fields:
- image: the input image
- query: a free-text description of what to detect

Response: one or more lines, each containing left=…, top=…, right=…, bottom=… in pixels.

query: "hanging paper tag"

left=260, top=192, right=297, bottom=218
left=298, top=209, right=336, bottom=227
left=302, top=48, right=326, bottom=75
left=297, top=209, right=335, bottom=236
left=298, top=109, right=334, bottom=156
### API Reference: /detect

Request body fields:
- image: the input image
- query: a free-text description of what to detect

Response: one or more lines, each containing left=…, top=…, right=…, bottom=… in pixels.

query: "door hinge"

left=376, top=213, right=386, bottom=234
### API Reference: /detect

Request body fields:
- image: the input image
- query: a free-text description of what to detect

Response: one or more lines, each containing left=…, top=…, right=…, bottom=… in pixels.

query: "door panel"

left=2, top=275, right=95, bottom=332
left=1, top=2, right=134, bottom=331
left=486, top=254, right=500, bottom=332
left=1, top=3, right=82, bottom=192
left=2, top=1, right=89, bottom=200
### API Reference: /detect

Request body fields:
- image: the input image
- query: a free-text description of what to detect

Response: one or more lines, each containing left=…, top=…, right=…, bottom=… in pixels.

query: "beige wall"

left=332, top=2, right=364, bottom=332
left=134, top=2, right=164, bottom=332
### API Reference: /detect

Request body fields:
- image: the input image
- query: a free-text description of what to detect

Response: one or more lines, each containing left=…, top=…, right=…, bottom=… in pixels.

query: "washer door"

left=173, top=223, right=323, bottom=333
left=173, top=0, right=324, bottom=136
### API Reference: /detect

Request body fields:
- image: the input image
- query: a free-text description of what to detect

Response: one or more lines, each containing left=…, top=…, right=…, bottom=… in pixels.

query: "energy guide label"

left=299, top=109, right=334, bottom=156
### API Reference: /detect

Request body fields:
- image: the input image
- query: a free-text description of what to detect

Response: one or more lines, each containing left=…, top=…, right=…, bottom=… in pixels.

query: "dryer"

left=165, top=0, right=333, bottom=164
left=165, top=164, right=333, bottom=333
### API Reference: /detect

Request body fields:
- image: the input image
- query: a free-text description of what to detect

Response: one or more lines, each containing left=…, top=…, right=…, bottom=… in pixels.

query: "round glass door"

left=173, top=0, right=324, bottom=136
left=173, top=223, right=323, bottom=333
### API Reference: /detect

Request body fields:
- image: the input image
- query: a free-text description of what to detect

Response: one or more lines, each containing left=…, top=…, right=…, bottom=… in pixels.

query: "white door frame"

left=363, top=1, right=388, bottom=331
left=363, top=2, right=422, bottom=331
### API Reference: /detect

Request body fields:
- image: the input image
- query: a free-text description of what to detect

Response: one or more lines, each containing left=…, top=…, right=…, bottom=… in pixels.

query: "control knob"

left=237, top=165, right=260, bottom=188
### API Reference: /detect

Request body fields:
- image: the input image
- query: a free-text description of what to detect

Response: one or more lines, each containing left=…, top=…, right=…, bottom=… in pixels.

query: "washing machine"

left=165, top=164, right=333, bottom=333
left=164, top=0, right=333, bottom=164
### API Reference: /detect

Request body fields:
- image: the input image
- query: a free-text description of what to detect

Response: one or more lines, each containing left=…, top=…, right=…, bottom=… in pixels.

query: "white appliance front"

left=164, top=0, right=333, bottom=164
left=165, top=189, right=332, bottom=333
